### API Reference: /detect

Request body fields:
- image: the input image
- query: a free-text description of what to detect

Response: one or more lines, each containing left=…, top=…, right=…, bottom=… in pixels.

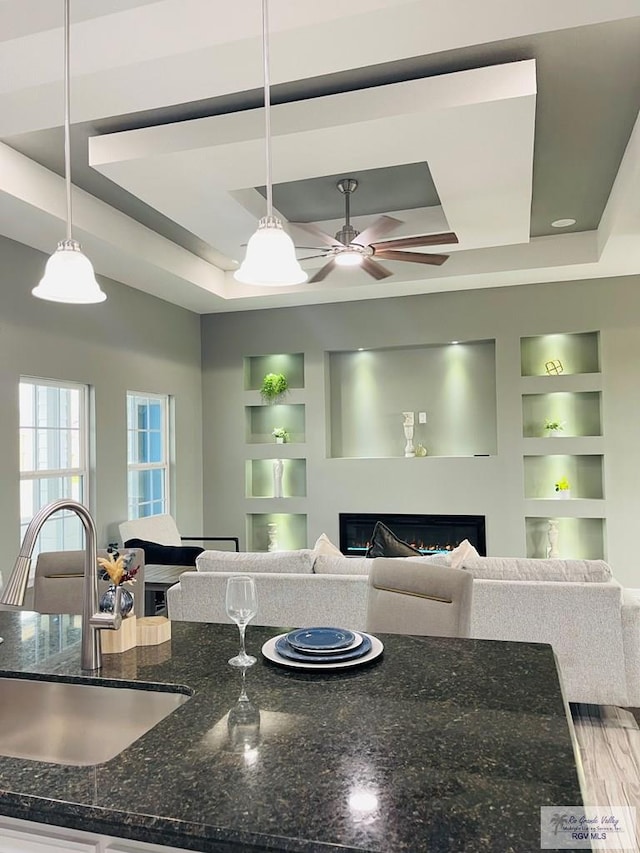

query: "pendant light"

left=234, top=0, right=307, bottom=286
left=32, top=0, right=106, bottom=304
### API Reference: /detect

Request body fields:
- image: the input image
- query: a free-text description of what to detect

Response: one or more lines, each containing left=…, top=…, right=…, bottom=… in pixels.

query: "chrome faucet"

left=0, top=498, right=123, bottom=671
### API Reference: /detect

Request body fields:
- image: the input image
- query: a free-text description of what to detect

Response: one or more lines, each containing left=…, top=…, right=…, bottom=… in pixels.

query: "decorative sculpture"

left=402, top=412, right=415, bottom=458
left=545, top=359, right=564, bottom=376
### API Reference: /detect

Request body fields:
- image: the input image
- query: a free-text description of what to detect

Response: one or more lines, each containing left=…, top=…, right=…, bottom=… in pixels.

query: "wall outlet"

left=418, top=412, right=427, bottom=424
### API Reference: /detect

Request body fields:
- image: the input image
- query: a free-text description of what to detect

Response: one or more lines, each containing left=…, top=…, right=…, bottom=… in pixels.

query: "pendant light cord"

left=261, top=0, right=273, bottom=219
left=64, top=0, right=73, bottom=242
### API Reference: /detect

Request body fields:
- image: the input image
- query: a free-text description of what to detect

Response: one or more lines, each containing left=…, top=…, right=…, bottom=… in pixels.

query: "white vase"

left=275, top=437, right=284, bottom=444
left=556, top=489, right=571, bottom=500
left=267, top=523, right=278, bottom=552
left=272, top=458, right=284, bottom=498
left=546, top=429, right=562, bottom=437
left=547, top=519, right=560, bottom=558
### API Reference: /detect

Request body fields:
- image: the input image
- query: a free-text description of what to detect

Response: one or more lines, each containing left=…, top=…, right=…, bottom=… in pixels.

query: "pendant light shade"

left=33, top=0, right=106, bottom=305
left=33, top=239, right=106, bottom=304
left=234, top=0, right=307, bottom=287
left=234, top=216, right=307, bottom=286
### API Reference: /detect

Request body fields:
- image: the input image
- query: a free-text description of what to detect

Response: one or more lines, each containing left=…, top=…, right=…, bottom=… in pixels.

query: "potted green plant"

left=272, top=427, right=289, bottom=444
left=555, top=476, right=571, bottom=499
left=544, top=418, right=564, bottom=437
left=260, top=372, right=288, bottom=404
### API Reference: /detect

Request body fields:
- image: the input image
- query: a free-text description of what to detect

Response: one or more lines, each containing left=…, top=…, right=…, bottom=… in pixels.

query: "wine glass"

left=225, top=575, right=257, bottom=667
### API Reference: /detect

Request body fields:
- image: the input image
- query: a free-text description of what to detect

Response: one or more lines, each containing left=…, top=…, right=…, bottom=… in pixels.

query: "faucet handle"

left=90, top=585, right=124, bottom=632
left=90, top=609, right=123, bottom=632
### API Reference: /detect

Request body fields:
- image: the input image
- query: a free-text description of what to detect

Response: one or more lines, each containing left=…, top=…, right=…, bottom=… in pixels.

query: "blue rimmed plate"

left=284, top=632, right=364, bottom=656
left=262, top=632, right=383, bottom=671
left=286, top=627, right=355, bottom=652
left=276, top=633, right=371, bottom=664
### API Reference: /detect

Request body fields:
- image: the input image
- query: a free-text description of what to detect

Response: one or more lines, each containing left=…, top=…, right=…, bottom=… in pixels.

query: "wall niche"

left=327, top=340, right=497, bottom=459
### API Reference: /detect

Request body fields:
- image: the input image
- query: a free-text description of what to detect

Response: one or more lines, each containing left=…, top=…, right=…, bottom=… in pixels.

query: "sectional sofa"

left=166, top=548, right=640, bottom=707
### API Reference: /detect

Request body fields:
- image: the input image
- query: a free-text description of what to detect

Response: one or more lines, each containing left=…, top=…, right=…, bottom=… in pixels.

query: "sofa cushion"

left=462, top=557, right=613, bottom=583
left=124, top=538, right=203, bottom=566
left=366, top=521, right=421, bottom=558
left=313, top=533, right=342, bottom=556
left=313, top=555, right=370, bottom=575
left=196, top=549, right=316, bottom=574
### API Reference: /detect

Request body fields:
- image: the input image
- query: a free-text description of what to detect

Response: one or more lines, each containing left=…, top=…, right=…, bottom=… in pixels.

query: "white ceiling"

left=1, top=0, right=640, bottom=313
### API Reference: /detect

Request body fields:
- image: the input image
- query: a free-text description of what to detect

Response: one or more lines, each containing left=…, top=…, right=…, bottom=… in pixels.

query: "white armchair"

left=119, top=514, right=239, bottom=552
left=118, top=514, right=239, bottom=615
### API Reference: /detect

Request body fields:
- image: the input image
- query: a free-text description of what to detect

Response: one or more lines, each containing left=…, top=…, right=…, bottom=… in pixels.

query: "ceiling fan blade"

left=352, top=216, right=403, bottom=248
left=308, top=259, right=338, bottom=283
left=370, top=232, right=459, bottom=251
left=295, top=245, right=328, bottom=251
left=373, top=249, right=450, bottom=266
left=297, top=254, right=329, bottom=261
left=290, top=222, right=342, bottom=249
left=361, top=257, right=393, bottom=280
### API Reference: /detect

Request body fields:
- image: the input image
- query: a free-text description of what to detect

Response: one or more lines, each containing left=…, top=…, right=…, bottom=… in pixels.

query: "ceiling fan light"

left=32, top=240, right=107, bottom=304
left=234, top=217, right=308, bottom=286
left=334, top=251, right=364, bottom=268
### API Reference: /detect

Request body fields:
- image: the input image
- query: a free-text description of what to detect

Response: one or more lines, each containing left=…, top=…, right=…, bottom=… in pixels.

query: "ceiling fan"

left=291, top=178, right=458, bottom=283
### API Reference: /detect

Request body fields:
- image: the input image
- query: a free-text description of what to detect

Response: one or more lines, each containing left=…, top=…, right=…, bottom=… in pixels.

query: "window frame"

left=19, top=376, right=90, bottom=550
left=126, top=391, right=171, bottom=520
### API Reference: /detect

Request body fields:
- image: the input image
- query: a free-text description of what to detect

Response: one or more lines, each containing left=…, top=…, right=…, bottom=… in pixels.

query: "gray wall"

left=0, top=235, right=204, bottom=552
left=200, top=275, right=640, bottom=587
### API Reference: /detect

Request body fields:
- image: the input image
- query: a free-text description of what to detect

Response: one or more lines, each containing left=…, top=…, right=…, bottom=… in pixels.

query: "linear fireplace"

left=339, top=513, right=486, bottom=557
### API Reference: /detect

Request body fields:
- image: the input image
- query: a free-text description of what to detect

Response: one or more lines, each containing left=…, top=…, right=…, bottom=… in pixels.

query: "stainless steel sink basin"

left=0, top=676, right=191, bottom=766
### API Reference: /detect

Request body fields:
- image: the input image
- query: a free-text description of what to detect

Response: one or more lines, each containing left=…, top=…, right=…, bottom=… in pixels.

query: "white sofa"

left=166, top=549, right=640, bottom=707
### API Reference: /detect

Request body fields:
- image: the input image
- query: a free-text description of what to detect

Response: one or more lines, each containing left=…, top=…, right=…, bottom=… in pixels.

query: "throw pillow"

left=365, top=521, right=422, bottom=558
left=124, top=538, right=204, bottom=566
left=313, top=533, right=342, bottom=556
left=449, top=539, right=481, bottom=569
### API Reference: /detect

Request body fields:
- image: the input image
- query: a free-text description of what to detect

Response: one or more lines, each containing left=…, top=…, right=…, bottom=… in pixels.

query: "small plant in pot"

left=272, top=427, right=289, bottom=444
left=544, top=418, right=564, bottom=436
left=260, top=372, right=288, bottom=404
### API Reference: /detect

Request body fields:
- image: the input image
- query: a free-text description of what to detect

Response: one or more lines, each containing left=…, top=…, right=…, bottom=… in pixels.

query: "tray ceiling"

left=0, top=0, right=640, bottom=313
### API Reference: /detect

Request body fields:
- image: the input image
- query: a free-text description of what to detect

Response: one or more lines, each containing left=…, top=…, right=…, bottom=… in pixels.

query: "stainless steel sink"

left=0, top=676, right=191, bottom=766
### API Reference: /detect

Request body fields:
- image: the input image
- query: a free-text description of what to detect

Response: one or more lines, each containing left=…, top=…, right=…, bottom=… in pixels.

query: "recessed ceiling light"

left=551, top=218, right=576, bottom=228
left=357, top=347, right=365, bottom=351
left=451, top=340, right=459, bottom=345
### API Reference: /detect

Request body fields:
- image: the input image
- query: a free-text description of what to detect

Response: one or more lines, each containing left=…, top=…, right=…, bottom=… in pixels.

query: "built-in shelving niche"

left=523, top=454, right=604, bottom=500
left=247, top=513, right=307, bottom=552
left=522, top=391, right=602, bottom=437
left=245, top=403, right=306, bottom=444
left=243, top=353, right=304, bottom=391
left=525, top=517, right=605, bottom=560
left=327, top=340, right=497, bottom=458
left=520, top=331, right=600, bottom=377
left=245, top=458, right=307, bottom=498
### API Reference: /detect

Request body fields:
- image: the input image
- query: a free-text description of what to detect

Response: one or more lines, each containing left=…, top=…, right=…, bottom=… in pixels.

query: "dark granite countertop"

left=0, top=611, right=584, bottom=852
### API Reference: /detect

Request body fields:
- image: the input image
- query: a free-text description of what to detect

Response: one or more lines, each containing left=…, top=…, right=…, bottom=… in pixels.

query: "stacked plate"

left=261, top=626, right=384, bottom=671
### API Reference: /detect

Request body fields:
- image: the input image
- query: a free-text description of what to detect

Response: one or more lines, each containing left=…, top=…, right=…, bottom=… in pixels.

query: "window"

left=19, top=378, right=88, bottom=552
left=127, top=392, right=169, bottom=519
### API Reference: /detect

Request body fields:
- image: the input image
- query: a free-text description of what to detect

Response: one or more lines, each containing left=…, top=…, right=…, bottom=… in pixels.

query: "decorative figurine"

left=402, top=411, right=415, bottom=458
left=545, top=359, right=564, bottom=375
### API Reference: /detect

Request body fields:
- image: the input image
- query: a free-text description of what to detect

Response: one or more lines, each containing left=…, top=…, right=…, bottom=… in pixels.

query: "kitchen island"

left=0, top=611, right=584, bottom=852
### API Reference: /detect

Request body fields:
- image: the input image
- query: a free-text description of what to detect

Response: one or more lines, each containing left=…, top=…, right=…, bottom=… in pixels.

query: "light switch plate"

left=418, top=412, right=427, bottom=424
